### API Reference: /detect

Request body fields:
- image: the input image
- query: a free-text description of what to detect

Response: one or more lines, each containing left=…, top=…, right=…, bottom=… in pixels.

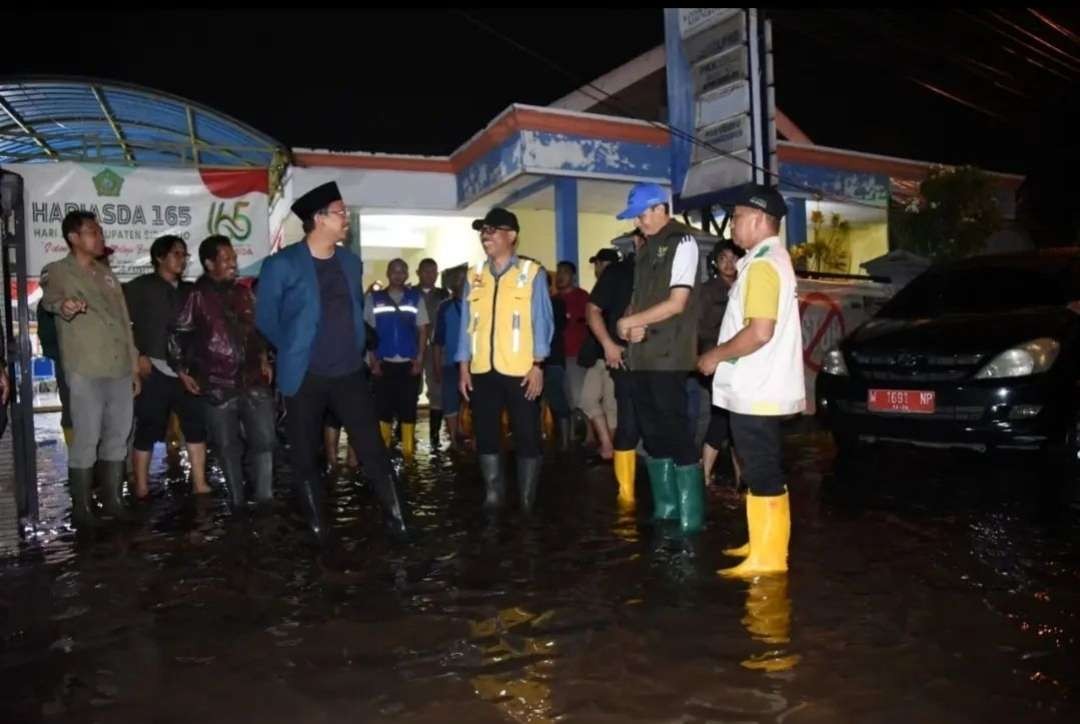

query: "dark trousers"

left=471, top=372, right=542, bottom=457
left=704, top=406, right=732, bottom=449
left=374, top=361, right=420, bottom=424
left=204, top=388, right=276, bottom=503
left=285, top=368, right=392, bottom=487
left=611, top=367, right=640, bottom=451
left=729, top=412, right=785, bottom=496
left=133, top=367, right=206, bottom=451
left=542, top=365, right=570, bottom=419
left=630, top=370, right=698, bottom=466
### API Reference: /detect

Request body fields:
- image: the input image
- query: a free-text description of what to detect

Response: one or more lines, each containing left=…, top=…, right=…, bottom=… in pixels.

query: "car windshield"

left=879, top=264, right=1078, bottom=319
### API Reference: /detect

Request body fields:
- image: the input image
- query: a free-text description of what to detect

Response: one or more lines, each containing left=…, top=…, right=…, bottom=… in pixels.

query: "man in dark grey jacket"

left=123, top=235, right=208, bottom=500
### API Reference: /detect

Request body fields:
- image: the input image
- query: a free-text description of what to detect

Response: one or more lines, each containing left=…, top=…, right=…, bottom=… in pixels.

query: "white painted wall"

left=291, top=166, right=458, bottom=213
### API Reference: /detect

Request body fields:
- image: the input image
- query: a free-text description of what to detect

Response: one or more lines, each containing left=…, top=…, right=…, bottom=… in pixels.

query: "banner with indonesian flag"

left=7, top=162, right=270, bottom=280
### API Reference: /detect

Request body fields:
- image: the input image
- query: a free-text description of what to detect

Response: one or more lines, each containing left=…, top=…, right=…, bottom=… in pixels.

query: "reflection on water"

left=741, top=575, right=800, bottom=673
left=2, top=416, right=1079, bottom=722
left=470, top=606, right=557, bottom=724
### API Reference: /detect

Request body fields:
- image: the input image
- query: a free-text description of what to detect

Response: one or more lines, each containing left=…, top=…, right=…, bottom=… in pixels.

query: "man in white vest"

left=697, top=184, right=805, bottom=578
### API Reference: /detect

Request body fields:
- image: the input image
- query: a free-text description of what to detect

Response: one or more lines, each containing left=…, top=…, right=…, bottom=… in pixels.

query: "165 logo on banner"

left=208, top=201, right=252, bottom=241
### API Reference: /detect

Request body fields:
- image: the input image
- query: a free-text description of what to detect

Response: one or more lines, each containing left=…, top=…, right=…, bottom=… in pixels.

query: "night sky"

left=4, top=9, right=1078, bottom=175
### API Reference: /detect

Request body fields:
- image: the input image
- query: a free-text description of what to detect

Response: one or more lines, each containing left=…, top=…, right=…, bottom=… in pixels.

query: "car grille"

left=848, top=351, right=985, bottom=383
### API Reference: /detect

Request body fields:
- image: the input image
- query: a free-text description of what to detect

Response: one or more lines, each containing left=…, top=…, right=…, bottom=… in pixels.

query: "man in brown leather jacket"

left=170, top=235, right=274, bottom=513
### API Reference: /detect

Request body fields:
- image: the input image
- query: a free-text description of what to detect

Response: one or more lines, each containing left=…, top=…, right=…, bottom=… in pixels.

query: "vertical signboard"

left=664, top=8, right=776, bottom=211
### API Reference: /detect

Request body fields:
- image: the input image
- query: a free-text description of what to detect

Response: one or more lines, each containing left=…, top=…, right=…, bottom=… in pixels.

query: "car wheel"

left=1046, top=410, right=1080, bottom=507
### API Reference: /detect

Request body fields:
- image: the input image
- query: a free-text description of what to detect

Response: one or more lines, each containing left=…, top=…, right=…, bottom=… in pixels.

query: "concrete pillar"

left=554, top=178, right=579, bottom=267
left=784, top=196, right=807, bottom=246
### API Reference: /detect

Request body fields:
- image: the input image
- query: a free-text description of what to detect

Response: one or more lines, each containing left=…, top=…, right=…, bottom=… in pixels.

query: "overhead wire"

left=452, top=9, right=896, bottom=212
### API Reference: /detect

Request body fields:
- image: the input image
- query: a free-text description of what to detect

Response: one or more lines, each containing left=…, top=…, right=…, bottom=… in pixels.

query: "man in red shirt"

left=555, top=261, right=591, bottom=437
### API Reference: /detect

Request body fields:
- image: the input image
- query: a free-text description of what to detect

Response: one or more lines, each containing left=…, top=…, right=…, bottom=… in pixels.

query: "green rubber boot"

left=646, top=458, right=678, bottom=521
left=674, top=463, right=706, bottom=534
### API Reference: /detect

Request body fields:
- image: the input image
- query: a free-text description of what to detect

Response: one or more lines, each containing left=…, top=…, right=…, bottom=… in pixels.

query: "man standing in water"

left=171, top=235, right=275, bottom=513
left=698, top=184, right=804, bottom=577
left=124, top=234, right=209, bottom=500
left=41, top=211, right=141, bottom=528
left=417, top=258, right=449, bottom=449
left=366, top=258, right=429, bottom=460
left=457, top=208, right=554, bottom=513
left=614, top=184, right=706, bottom=535
left=256, top=182, right=407, bottom=543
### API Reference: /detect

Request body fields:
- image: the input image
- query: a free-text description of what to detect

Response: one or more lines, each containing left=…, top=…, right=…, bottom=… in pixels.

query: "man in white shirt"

left=698, top=184, right=805, bottom=577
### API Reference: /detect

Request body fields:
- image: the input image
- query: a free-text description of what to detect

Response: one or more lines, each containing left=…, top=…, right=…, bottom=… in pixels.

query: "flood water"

left=2, top=412, right=1078, bottom=723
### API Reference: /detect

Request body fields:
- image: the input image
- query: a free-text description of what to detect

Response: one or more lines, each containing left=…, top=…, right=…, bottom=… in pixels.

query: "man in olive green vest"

left=41, top=210, right=141, bottom=529
left=614, top=183, right=706, bottom=534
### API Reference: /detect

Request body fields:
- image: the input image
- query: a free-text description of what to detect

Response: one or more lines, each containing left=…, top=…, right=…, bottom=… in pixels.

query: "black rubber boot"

left=295, top=479, right=330, bottom=544
left=557, top=418, right=571, bottom=452
left=571, top=409, right=589, bottom=448
left=220, top=449, right=247, bottom=513
left=516, top=456, right=542, bottom=514
left=251, top=451, right=274, bottom=504
left=97, top=460, right=136, bottom=522
left=68, top=468, right=103, bottom=529
left=479, top=454, right=507, bottom=509
left=429, top=409, right=443, bottom=450
left=369, top=469, right=409, bottom=539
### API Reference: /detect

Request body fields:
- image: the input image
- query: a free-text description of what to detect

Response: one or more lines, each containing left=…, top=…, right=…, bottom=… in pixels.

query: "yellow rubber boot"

left=613, top=449, right=636, bottom=507
left=401, top=422, right=416, bottom=459
left=723, top=492, right=754, bottom=557
left=62, top=426, right=74, bottom=447
left=379, top=422, right=393, bottom=448
left=719, top=491, right=790, bottom=578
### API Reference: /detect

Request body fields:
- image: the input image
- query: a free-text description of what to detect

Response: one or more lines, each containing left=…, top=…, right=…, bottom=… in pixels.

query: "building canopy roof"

left=0, top=77, right=284, bottom=168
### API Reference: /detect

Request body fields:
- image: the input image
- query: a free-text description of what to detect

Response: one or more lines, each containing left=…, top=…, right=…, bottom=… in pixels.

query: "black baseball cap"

left=588, top=248, right=621, bottom=264
left=471, top=207, right=520, bottom=232
left=729, top=183, right=788, bottom=220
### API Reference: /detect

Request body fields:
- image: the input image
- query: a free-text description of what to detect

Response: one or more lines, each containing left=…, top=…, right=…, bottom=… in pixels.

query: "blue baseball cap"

left=615, top=183, right=669, bottom=220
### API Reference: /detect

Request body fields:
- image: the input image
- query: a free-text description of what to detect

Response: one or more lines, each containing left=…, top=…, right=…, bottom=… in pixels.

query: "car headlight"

left=821, top=348, right=849, bottom=376
left=974, top=338, right=1060, bottom=379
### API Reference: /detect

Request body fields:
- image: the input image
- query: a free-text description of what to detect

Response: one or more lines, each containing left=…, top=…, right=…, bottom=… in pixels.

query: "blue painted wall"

left=456, top=130, right=669, bottom=208
left=518, top=130, right=669, bottom=181
left=778, top=162, right=889, bottom=208
left=457, top=135, right=526, bottom=208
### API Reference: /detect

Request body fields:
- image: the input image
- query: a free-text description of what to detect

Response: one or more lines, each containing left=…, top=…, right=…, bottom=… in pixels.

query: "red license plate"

left=867, top=389, right=935, bottom=414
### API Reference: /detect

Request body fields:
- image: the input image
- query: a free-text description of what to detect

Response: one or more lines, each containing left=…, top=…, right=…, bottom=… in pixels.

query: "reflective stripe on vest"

left=373, top=288, right=421, bottom=359
left=467, top=259, right=539, bottom=376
